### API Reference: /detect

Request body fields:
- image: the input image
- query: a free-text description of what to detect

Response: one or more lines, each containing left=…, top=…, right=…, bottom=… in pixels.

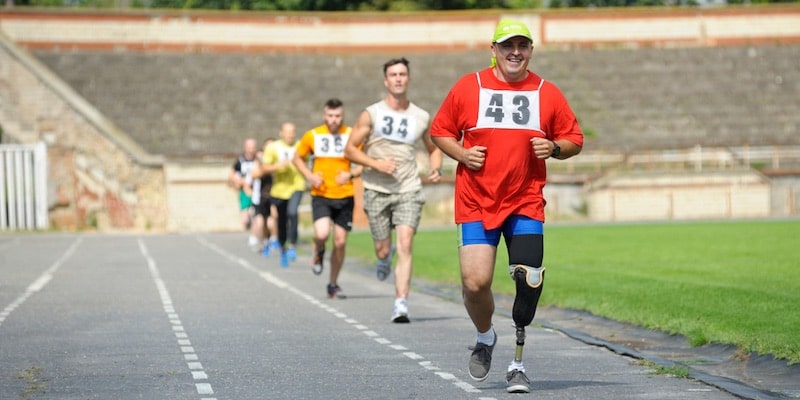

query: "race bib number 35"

left=476, top=88, right=541, bottom=131
left=314, top=133, right=348, bottom=158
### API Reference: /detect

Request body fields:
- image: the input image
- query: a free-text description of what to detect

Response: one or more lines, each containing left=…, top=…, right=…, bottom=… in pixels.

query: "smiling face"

left=491, top=36, right=533, bottom=83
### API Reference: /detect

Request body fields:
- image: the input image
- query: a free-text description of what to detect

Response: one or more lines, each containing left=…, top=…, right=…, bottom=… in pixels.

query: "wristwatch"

left=551, top=141, right=561, bottom=158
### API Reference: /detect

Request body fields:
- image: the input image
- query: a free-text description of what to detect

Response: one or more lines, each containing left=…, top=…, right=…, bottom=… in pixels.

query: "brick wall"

left=0, top=32, right=167, bottom=231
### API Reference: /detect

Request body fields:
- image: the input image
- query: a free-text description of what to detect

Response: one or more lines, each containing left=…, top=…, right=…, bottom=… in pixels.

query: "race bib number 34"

left=375, top=110, right=418, bottom=145
left=476, top=88, right=541, bottom=131
left=314, top=133, right=348, bottom=158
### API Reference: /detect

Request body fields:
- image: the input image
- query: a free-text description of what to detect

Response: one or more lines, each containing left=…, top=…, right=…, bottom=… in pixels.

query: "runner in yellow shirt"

left=262, top=122, right=307, bottom=267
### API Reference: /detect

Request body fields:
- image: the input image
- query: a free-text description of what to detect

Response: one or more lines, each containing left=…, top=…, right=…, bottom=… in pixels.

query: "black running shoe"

left=312, top=248, right=324, bottom=275
left=326, top=283, right=346, bottom=299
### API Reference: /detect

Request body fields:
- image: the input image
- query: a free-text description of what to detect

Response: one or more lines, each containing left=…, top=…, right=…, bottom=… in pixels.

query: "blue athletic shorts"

left=457, top=215, right=543, bottom=247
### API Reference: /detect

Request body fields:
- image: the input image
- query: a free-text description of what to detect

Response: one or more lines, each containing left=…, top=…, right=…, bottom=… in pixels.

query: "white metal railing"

left=549, top=145, right=800, bottom=173
left=1, top=142, right=48, bottom=231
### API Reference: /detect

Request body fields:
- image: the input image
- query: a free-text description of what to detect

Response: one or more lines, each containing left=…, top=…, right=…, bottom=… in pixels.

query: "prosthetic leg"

left=503, top=232, right=544, bottom=393
left=506, top=230, right=545, bottom=365
left=509, top=264, right=545, bottom=363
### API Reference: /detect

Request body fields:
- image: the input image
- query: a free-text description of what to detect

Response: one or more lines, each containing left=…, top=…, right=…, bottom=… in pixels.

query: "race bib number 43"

left=476, top=88, right=541, bottom=131
left=313, top=133, right=349, bottom=158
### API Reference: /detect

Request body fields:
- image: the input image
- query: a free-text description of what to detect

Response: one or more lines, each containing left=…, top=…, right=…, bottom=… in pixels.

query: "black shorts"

left=254, top=198, right=272, bottom=217
left=311, top=196, right=354, bottom=231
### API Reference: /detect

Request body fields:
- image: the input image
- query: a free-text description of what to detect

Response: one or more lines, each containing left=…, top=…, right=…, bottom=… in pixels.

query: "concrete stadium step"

left=32, top=44, right=800, bottom=157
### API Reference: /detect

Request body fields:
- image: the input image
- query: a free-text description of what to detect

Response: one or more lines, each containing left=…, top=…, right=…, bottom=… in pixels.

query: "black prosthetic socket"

left=512, top=267, right=544, bottom=327
left=507, top=234, right=544, bottom=328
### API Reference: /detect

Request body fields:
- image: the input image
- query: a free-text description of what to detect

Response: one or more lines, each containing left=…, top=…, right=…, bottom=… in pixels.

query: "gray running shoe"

left=468, top=334, right=496, bottom=381
left=376, top=245, right=395, bottom=281
left=506, top=369, right=531, bottom=393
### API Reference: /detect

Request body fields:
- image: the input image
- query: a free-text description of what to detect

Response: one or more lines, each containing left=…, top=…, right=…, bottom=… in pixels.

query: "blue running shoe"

left=280, top=250, right=289, bottom=268
left=261, top=244, right=271, bottom=257
left=286, top=247, right=297, bottom=262
left=269, top=239, right=280, bottom=252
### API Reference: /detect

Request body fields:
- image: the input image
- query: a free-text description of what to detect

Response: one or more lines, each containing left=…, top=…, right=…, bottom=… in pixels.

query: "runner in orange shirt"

left=293, top=98, right=362, bottom=299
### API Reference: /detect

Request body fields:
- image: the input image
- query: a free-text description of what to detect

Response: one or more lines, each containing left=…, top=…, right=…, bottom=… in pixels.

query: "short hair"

left=325, top=98, right=343, bottom=109
left=383, top=57, right=410, bottom=76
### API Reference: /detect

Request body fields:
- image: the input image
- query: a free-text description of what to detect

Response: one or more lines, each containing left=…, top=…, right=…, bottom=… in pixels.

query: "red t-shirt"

left=430, top=68, right=584, bottom=229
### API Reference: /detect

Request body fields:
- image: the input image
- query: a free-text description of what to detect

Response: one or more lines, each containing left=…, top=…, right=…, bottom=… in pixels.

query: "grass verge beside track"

left=346, top=219, right=800, bottom=364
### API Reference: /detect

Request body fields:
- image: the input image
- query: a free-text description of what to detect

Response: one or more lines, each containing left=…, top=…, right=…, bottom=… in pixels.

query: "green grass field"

left=346, top=220, right=800, bottom=364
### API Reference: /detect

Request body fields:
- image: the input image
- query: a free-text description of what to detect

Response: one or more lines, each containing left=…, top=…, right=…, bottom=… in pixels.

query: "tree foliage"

left=8, top=0, right=800, bottom=11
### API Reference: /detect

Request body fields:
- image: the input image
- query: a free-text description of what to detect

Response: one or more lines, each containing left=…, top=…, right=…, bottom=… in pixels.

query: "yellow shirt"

left=263, top=139, right=306, bottom=200
left=296, top=124, right=356, bottom=199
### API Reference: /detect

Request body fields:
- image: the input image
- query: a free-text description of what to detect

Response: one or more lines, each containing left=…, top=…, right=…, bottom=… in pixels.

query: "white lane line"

left=139, top=239, right=217, bottom=400
left=403, top=352, right=424, bottom=360
left=420, top=361, right=440, bottom=371
left=196, top=383, right=214, bottom=395
left=197, top=236, right=481, bottom=397
left=0, top=238, right=82, bottom=328
left=192, top=371, right=209, bottom=380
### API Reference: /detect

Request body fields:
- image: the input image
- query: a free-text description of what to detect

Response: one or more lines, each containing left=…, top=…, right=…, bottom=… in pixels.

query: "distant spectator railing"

left=548, top=145, right=800, bottom=174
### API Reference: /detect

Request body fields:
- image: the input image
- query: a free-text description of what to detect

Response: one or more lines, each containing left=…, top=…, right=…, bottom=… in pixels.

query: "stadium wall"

left=586, top=171, right=771, bottom=221
left=1, top=6, right=799, bottom=52
left=1, top=7, right=799, bottom=231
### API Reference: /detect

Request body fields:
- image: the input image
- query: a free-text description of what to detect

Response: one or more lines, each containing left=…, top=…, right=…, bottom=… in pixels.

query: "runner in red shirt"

left=430, top=19, right=584, bottom=394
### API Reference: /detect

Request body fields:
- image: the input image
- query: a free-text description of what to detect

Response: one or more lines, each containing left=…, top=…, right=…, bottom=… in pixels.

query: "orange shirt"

left=296, top=124, right=357, bottom=199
